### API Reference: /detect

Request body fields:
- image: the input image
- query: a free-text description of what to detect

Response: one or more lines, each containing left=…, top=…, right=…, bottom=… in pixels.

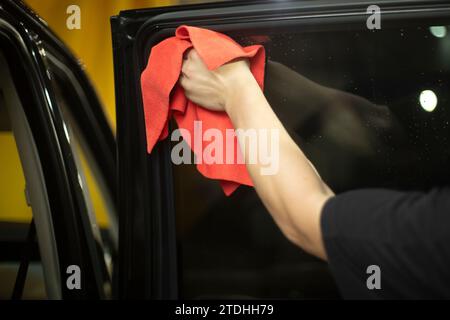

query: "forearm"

left=225, top=70, right=333, bottom=259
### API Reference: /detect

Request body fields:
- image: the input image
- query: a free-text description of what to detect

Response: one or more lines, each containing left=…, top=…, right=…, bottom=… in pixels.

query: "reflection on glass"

left=419, top=89, right=438, bottom=112
left=430, top=26, right=447, bottom=38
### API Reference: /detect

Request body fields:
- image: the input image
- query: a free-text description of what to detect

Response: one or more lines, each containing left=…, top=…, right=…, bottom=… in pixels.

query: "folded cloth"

left=140, top=25, right=265, bottom=195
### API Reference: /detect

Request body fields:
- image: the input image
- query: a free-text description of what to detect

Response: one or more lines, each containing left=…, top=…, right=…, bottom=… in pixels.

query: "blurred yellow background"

left=27, top=0, right=177, bottom=129
left=0, top=0, right=178, bottom=225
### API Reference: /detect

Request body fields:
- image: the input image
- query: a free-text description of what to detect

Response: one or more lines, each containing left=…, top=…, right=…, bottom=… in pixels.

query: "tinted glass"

left=174, top=22, right=450, bottom=299
left=0, top=66, right=46, bottom=299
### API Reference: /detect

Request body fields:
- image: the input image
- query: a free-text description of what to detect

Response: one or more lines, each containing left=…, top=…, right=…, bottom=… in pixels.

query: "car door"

left=112, top=0, right=450, bottom=299
left=0, top=0, right=117, bottom=299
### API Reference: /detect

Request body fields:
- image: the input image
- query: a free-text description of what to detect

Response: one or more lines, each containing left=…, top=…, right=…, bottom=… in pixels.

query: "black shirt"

left=321, top=187, right=450, bottom=299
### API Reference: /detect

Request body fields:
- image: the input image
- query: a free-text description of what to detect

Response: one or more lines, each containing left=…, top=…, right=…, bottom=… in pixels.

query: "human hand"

left=180, top=49, right=254, bottom=112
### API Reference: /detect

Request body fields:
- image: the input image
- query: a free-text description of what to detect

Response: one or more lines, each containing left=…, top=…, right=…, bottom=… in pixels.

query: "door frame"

left=1, top=0, right=114, bottom=299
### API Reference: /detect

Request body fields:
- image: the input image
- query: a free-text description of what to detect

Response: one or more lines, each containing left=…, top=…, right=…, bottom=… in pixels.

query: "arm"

left=180, top=50, right=333, bottom=259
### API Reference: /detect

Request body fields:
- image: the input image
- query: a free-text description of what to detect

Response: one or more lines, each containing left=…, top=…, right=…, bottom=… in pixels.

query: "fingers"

left=183, top=49, right=198, bottom=62
left=181, top=60, right=190, bottom=77
left=180, top=49, right=209, bottom=95
left=182, top=49, right=208, bottom=77
left=179, top=74, right=191, bottom=90
left=186, top=48, right=199, bottom=61
left=190, top=50, right=208, bottom=72
left=181, top=50, right=195, bottom=77
left=180, top=75, right=195, bottom=102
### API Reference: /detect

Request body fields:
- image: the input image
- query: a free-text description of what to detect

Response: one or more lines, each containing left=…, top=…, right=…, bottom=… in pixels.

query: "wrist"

left=223, top=69, right=259, bottom=114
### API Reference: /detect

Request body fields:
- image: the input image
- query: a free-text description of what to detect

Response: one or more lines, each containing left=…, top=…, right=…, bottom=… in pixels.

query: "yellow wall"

left=0, top=0, right=175, bottom=225
left=26, top=0, right=175, bottom=129
left=0, top=133, right=32, bottom=222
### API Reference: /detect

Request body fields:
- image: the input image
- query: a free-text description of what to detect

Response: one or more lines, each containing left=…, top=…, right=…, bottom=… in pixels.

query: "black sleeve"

left=321, top=187, right=450, bottom=299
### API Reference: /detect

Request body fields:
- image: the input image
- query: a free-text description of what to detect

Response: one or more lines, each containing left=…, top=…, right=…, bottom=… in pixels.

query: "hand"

left=180, top=49, right=254, bottom=112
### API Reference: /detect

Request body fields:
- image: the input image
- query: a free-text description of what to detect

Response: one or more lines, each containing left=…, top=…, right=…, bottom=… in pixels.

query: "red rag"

left=140, top=25, right=265, bottom=196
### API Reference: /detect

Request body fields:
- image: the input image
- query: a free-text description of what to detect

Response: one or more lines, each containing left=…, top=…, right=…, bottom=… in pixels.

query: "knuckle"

left=180, top=76, right=190, bottom=89
left=182, top=62, right=192, bottom=74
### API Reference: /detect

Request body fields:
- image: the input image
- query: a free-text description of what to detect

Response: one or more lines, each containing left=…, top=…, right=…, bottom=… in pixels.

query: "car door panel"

left=112, top=0, right=450, bottom=299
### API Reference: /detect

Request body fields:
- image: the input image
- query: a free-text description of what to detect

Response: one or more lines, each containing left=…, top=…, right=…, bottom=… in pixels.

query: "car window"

left=0, top=34, right=116, bottom=299
left=0, top=60, right=47, bottom=300
left=173, top=22, right=450, bottom=299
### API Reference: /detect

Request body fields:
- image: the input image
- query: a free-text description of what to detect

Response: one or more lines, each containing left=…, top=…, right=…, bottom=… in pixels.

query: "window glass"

left=0, top=73, right=46, bottom=300
left=50, top=73, right=115, bottom=234
left=0, top=130, right=31, bottom=223
left=174, top=22, right=450, bottom=299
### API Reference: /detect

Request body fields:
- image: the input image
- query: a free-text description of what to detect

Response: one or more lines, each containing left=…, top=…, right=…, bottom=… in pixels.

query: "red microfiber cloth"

left=140, top=25, right=265, bottom=195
